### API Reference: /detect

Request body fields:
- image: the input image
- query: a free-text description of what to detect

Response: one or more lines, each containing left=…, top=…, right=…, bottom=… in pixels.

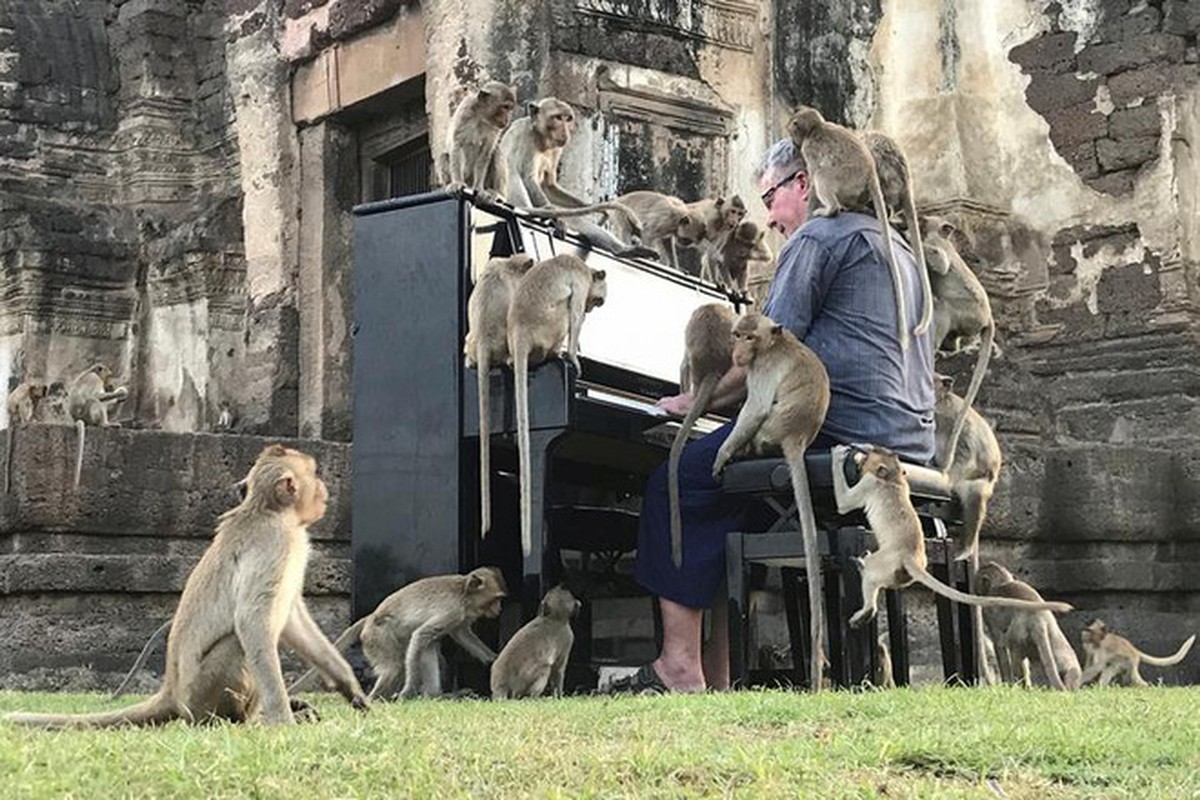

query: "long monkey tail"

left=903, top=181, right=933, bottom=338
left=515, top=344, right=532, bottom=557
left=903, top=555, right=1073, bottom=613
left=288, top=617, right=367, bottom=694
left=1137, top=634, right=1196, bottom=667
left=112, top=619, right=172, bottom=699
left=478, top=349, right=492, bottom=538
left=73, top=418, right=85, bottom=489
left=867, top=164, right=910, bottom=350
left=515, top=201, right=643, bottom=231
left=668, top=374, right=719, bottom=568
left=784, top=441, right=826, bottom=692
left=943, top=323, right=994, bottom=473
left=7, top=692, right=176, bottom=730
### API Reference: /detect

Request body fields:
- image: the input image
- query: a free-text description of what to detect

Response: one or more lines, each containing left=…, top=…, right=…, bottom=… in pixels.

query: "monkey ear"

left=272, top=472, right=298, bottom=508
left=770, top=324, right=783, bottom=337
left=715, top=197, right=726, bottom=209
left=874, top=463, right=892, bottom=480
left=466, top=573, right=484, bottom=592
left=527, top=101, right=540, bottom=118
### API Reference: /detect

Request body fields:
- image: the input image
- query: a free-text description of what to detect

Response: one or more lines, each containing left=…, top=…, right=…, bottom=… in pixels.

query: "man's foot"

left=651, top=657, right=706, bottom=693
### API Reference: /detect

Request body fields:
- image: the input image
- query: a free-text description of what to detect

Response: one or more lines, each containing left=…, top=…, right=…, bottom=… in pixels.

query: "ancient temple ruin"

left=1, top=0, right=1198, bottom=687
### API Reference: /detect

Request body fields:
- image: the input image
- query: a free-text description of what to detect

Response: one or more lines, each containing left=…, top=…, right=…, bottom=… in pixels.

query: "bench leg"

left=929, top=542, right=963, bottom=684
left=840, top=528, right=872, bottom=686
left=823, top=530, right=845, bottom=689
left=725, top=532, right=747, bottom=689
left=781, top=567, right=808, bottom=689
left=885, top=589, right=909, bottom=687
left=954, top=556, right=979, bottom=685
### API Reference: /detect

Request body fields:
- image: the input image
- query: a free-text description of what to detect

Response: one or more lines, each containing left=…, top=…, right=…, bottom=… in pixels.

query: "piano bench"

left=720, top=455, right=978, bottom=690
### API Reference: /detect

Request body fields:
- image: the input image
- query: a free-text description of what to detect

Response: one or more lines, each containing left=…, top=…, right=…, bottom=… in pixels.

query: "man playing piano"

left=618, top=137, right=936, bottom=693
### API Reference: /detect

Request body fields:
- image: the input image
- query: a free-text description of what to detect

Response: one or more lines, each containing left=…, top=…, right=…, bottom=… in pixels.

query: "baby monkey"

left=490, top=584, right=580, bottom=699
left=1080, top=619, right=1195, bottom=687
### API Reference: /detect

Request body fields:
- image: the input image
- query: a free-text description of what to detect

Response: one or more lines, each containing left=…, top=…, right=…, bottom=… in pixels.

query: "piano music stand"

left=721, top=454, right=977, bottom=689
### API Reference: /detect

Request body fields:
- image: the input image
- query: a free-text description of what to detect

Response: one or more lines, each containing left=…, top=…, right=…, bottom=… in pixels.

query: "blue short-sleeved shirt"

left=762, top=212, right=935, bottom=463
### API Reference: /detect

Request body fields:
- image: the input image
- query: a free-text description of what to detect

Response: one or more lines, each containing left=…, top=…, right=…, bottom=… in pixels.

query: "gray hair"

left=754, top=138, right=807, bottom=183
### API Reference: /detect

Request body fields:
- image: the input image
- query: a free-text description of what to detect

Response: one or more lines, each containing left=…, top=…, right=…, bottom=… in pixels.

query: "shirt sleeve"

left=762, top=233, right=834, bottom=340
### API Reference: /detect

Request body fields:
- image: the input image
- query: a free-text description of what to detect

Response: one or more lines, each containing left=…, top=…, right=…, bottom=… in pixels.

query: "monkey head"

left=787, top=106, right=826, bottom=144
left=478, top=80, right=517, bottom=129
left=1081, top=619, right=1108, bottom=647
left=852, top=446, right=906, bottom=486
left=246, top=444, right=329, bottom=525
left=530, top=98, right=575, bottom=149
left=724, top=195, right=748, bottom=228
left=465, top=566, right=508, bottom=619
left=28, top=383, right=47, bottom=401
left=730, top=312, right=780, bottom=367
left=539, top=585, right=581, bottom=620
left=975, top=562, right=1014, bottom=594
left=933, top=373, right=955, bottom=402
left=585, top=269, right=607, bottom=311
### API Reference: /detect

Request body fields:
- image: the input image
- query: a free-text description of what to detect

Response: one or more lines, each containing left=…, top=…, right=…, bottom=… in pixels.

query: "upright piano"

left=351, top=191, right=734, bottom=622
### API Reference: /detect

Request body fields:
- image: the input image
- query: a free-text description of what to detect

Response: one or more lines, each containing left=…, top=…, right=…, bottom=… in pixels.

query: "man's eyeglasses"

left=761, top=171, right=802, bottom=210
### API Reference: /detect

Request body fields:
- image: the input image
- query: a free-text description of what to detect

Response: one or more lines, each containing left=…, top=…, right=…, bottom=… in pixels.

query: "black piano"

left=351, top=191, right=735, bottom=623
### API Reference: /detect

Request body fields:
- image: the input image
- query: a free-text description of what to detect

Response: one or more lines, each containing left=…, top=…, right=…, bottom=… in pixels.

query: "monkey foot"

left=289, top=697, right=321, bottom=724
left=848, top=611, right=873, bottom=629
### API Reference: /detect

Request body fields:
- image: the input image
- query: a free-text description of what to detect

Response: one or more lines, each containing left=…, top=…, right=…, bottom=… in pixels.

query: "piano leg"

left=520, top=429, right=559, bottom=623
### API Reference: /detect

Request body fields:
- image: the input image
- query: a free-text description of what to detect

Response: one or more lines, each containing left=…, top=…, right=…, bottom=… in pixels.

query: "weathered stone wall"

left=0, top=427, right=351, bottom=690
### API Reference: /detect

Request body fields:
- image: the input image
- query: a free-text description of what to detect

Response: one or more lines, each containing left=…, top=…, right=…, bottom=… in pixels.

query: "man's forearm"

left=709, top=365, right=747, bottom=411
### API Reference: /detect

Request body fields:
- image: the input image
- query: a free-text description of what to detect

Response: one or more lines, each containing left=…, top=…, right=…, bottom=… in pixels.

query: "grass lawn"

left=1, top=686, right=1197, bottom=798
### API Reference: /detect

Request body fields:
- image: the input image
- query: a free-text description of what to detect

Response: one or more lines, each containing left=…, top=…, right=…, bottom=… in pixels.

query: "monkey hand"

left=848, top=608, right=873, bottom=629
left=711, top=450, right=730, bottom=481
left=350, top=694, right=370, bottom=713
left=445, top=181, right=467, bottom=199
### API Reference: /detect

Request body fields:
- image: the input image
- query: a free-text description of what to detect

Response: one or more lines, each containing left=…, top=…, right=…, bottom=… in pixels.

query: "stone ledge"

left=0, top=427, right=351, bottom=541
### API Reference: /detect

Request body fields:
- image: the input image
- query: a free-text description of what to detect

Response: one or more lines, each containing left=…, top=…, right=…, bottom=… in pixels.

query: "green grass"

left=1, top=687, right=1198, bottom=799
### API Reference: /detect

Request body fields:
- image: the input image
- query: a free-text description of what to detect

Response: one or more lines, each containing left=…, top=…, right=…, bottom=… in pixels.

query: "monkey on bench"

left=8, top=445, right=368, bottom=728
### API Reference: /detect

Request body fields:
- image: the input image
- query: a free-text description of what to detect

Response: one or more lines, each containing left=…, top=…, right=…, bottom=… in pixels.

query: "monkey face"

left=724, top=196, right=747, bottom=228
left=1081, top=620, right=1107, bottom=646
left=586, top=270, right=607, bottom=310
left=466, top=567, right=508, bottom=618
left=730, top=314, right=777, bottom=367
left=254, top=446, right=328, bottom=524
left=860, top=447, right=904, bottom=485
left=536, top=99, right=575, bottom=149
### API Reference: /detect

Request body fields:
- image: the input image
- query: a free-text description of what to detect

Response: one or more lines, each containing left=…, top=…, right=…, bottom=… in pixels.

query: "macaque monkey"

left=215, top=400, right=235, bottom=432
left=710, top=312, right=831, bottom=691
left=611, top=190, right=707, bottom=268
left=934, top=376, right=1000, bottom=562
left=464, top=254, right=537, bottom=536
left=444, top=80, right=517, bottom=203
left=1080, top=619, right=1195, bottom=687
left=498, top=97, right=654, bottom=258
left=709, top=220, right=772, bottom=294
left=836, top=446, right=1072, bottom=630
left=922, top=216, right=996, bottom=471
left=976, top=562, right=1081, bottom=690
left=861, top=131, right=934, bottom=338
left=787, top=106, right=916, bottom=349
left=668, top=303, right=735, bottom=566
left=509, top=255, right=607, bottom=556
left=289, top=566, right=507, bottom=700
left=490, top=584, right=580, bottom=699
left=4, top=380, right=48, bottom=494
left=67, top=363, right=128, bottom=489
left=7, top=445, right=369, bottom=728
left=694, top=196, right=747, bottom=283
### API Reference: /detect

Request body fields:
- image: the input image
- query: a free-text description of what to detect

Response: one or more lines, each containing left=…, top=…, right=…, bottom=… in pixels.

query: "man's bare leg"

left=653, top=598, right=707, bottom=692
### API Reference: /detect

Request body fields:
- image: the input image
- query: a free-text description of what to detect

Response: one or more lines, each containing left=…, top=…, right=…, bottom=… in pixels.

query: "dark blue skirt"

left=633, top=422, right=747, bottom=609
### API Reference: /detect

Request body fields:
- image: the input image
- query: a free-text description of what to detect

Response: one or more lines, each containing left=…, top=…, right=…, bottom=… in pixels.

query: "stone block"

left=1045, top=101, right=1108, bottom=148
left=1108, top=102, right=1161, bottom=138
left=1162, top=0, right=1200, bottom=36
left=328, top=0, right=405, bottom=42
left=1008, top=30, right=1077, bottom=72
left=1096, top=135, right=1159, bottom=170
left=1106, top=65, right=1186, bottom=104
left=1088, top=167, right=1137, bottom=194
left=1077, top=34, right=1186, bottom=76
left=1096, top=5, right=1162, bottom=43
left=1024, top=72, right=1099, bottom=113
left=1057, top=140, right=1100, bottom=178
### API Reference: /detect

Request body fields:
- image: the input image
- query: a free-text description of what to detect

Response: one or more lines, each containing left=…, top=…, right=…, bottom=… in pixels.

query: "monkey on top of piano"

left=451, top=85, right=1176, bottom=696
